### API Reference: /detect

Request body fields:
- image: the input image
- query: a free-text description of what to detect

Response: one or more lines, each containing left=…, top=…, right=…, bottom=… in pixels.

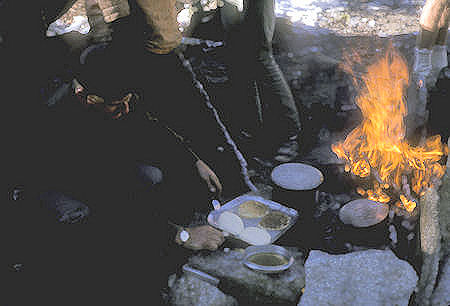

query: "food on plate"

left=217, top=211, right=244, bottom=235
left=237, top=200, right=269, bottom=218
left=258, top=211, right=291, bottom=231
left=247, top=252, right=290, bottom=266
left=239, top=227, right=271, bottom=245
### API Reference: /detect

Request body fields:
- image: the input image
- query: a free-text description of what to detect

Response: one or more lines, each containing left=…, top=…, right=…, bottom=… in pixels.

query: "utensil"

left=182, top=264, right=220, bottom=286
left=211, top=199, right=221, bottom=210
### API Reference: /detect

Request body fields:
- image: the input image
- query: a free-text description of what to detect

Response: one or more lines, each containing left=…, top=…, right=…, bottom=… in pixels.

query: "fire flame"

left=332, top=47, right=448, bottom=212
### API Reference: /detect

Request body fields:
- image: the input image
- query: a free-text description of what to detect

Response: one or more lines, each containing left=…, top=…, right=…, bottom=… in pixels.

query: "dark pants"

left=30, top=160, right=207, bottom=305
left=220, top=0, right=301, bottom=145
left=27, top=96, right=211, bottom=304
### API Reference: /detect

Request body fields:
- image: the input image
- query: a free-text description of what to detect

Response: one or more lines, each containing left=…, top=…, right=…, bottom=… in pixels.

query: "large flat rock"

left=431, top=256, right=450, bottom=306
left=170, top=274, right=238, bottom=306
left=299, top=249, right=418, bottom=306
left=187, top=248, right=305, bottom=305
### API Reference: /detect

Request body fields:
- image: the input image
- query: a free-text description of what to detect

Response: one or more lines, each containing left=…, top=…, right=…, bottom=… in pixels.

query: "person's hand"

left=195, top=159, right=222, bottom=195
left=74, top=81, right=134, bottom=120
left=88, top=93, right=133, bottom=120
left=103, top=93, right=133, bottom=119
left=177, top=225, right=225, bottom=251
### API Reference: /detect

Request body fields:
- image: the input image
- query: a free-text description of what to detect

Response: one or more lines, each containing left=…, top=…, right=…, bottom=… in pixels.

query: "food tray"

left=207, top=194, right=299, bottom=245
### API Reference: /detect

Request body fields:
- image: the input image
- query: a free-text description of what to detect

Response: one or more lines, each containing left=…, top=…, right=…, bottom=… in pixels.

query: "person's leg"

left=85, top=0, right=113, bottom=44
left=431, top=4, right=449, bottom=72
left=220, top=1, right=264, bottom=140
left=250, top=0, right=301, bottom=161
left=133, top=161, right=200, bottom=303
left=414, top=0, right=449, bottom=86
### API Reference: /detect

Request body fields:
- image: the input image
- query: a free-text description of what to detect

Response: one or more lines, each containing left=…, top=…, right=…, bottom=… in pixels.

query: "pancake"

left=258, top=211, right=291, bottom=231
left=217, top=211, right=245, bottom=235
left=239, top=227, right=271, bottom=245
left=237, top=200, right=269, bottom=219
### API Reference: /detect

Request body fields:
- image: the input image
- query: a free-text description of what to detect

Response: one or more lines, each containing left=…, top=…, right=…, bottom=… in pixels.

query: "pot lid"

left=271, top=163, right=324, bottom=191
left=339, top=199, right=389, bottom=227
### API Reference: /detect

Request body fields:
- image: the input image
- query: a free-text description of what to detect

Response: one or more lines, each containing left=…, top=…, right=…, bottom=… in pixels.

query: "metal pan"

left=207, top=194, right=299, bottom=245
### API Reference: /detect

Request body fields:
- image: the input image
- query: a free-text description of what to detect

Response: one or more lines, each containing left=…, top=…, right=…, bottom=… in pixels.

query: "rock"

left=417, top=186, right=441, bottom=306
left=299, top=249, right=418, bottom=306
left=333, top=194, right=352, bottom=204
left=170, top=274, right=238, bottom=306
left=389, top=224, right=398, bottom=245
left=438, top=138, right=450, bottom=255
left=339, top=199, right=389, bottom=227
left=431, top=257, right=450, bottom=306
left=187, top=248, right=305, bottom=305
left=429, top=138, right=450, bottom=306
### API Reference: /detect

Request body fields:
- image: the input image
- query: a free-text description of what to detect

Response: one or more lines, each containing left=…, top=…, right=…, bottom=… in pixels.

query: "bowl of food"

left=243, top=244, right=294, bottom=274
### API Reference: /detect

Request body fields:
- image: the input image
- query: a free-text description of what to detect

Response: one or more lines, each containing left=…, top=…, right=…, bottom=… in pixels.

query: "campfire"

left=332, top=47, right=448, bottom=213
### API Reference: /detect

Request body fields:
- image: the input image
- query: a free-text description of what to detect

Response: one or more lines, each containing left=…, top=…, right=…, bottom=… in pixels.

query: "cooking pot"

left=270, top=163, right=324, bottom=220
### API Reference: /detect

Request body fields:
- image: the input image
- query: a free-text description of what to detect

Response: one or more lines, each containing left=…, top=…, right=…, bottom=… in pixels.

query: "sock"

left=431, top=45, right=448, bottom=72
left=413, top=48, right=432, bottom=75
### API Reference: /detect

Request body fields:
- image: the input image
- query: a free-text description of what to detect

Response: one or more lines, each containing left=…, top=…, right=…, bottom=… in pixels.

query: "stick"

left=175, top=50, right=258, bottom=192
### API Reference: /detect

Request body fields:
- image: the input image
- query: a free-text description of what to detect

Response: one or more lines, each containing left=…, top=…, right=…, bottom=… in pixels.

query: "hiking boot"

left=273, top=137, right=299, bottom=163
left=39, top=191, right=90, bottom=224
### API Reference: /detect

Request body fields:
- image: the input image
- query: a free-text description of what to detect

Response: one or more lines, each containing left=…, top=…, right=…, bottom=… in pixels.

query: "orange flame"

left=332, top=47, right=448, bottom=212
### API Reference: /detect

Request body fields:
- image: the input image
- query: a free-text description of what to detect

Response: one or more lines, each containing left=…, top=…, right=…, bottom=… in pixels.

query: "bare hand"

left=195, top=159, right=222, bottom=195
left=90, top=93, right=133, bottom=120
left=75, top=84, right=133, bottom=120
left=178, top=225, right=225, bottom=251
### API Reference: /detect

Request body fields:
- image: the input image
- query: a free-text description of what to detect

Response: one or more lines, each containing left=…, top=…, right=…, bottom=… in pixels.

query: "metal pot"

left=270, top=163, right=324, bottom=220
left=338, top=199, right=390, bottom=247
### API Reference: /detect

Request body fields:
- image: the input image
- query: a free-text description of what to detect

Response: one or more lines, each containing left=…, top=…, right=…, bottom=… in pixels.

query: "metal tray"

left=207, top=194, right=299, bottom=245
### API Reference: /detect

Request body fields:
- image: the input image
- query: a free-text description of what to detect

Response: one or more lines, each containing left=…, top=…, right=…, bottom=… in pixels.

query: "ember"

left=332, top=47, right=448, bottom=213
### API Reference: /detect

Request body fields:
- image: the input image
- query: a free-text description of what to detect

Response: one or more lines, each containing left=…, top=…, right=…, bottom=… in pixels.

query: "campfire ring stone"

left=339, top=199, right=389, bottom=227
left=271, top=163, right=324, bottom=191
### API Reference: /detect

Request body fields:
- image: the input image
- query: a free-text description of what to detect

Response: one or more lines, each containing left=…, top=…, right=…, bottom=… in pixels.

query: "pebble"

left=401, top=220, right=415, bottom=231
left=368, top=20, right=376, bottom=27
left=389, top=225, right=398, bottom=244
